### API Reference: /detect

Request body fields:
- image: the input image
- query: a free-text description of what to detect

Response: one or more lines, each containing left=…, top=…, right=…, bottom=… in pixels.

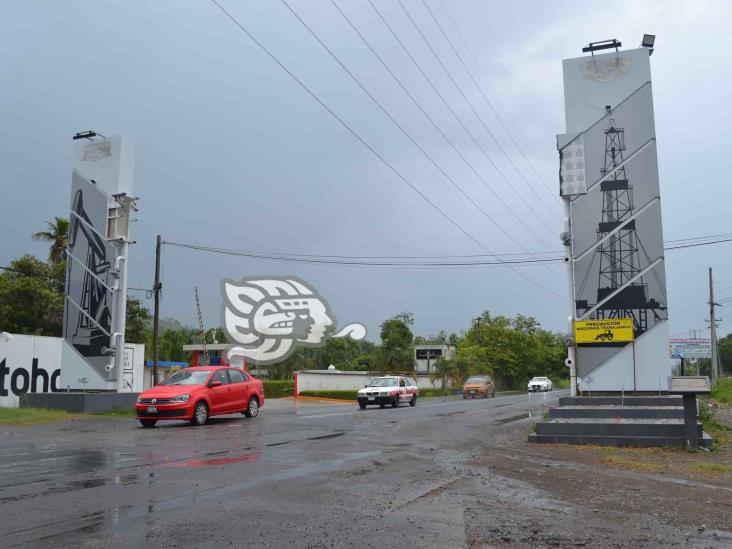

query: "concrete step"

left=558, top=396, right=683, bottom=407
left=528, top=432, right=713, bottom=449
left=549, top=406, right=683, bottom=419
left=536, top=418, right=702, bottom=438
left=528, top=433, right=686, bottom=447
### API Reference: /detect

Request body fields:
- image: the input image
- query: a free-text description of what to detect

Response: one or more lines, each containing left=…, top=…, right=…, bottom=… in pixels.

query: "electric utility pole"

left=709, top=267, right=720, bottom=382
left=152, top=235, right=162, bottom=386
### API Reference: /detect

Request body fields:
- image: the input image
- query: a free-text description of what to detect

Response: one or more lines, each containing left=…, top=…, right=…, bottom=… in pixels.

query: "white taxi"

left=357, top=376, right=418, bottom=409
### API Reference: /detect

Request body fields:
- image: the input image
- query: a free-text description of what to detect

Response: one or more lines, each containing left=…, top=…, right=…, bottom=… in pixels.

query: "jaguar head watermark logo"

left=221, top=276, right=366, bottom=365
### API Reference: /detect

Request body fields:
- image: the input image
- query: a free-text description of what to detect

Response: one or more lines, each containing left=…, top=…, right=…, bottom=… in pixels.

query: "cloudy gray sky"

left=2, top=0, right=731, bottom=342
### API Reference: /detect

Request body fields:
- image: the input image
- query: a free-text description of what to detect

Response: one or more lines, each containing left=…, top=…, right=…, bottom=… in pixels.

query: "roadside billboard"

left=669, top=339, right=712, bottom=359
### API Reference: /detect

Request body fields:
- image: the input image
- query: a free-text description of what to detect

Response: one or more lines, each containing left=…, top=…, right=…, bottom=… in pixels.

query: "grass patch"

left=263, top=380, right=294, bottom=399
left=691, top=462, right=732, bottom=474
left=0, top=407, right=83, bottom=426
left=94, top=408, right=135, bottom=417
left=698, top=399, right=730, bottom=445
left=599, top=455, right=665, bottom=473
left=711, top=377, right=732, bottom=404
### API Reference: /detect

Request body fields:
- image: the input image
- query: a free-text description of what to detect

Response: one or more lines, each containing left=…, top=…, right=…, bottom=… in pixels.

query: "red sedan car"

left=135, top=366, right=265, bottom=428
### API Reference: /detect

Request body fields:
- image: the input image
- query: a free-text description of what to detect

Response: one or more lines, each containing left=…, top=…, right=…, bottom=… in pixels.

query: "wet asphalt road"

left=1, top=390, right=565, bottom=548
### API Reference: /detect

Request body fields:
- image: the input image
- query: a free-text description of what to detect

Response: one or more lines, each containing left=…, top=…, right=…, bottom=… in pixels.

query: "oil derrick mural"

left=63, top=171, right=115, bottom=376
left=67, top=186, right=112, bottom=357
left=575, top=110, right=666, bottom=336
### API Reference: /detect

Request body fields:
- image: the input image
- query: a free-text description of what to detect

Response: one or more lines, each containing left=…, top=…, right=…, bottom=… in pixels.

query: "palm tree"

left=32, top=217, right=69, bottom=263
left=429, top=357, right=459, bottom=391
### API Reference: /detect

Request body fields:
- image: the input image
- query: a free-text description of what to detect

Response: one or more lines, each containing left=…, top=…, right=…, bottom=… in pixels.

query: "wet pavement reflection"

left=1, top=391, right=566, bottom=547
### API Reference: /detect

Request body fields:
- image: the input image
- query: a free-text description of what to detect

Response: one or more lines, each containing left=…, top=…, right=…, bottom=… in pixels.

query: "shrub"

left=419, top=387, right=454, bottom=398
left=263, top=380, right=294, bottom=399
left=298, top=390, right=357, bottom=400
left=550, top=377, right=570, bottom=389
left=711, top=377, right=732, bottom=404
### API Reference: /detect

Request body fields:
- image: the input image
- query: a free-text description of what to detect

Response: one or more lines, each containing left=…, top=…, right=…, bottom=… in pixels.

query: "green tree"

left=125, top=297, right=150, bottom=343
left=377, top=312, right=414, bottom=373
left=457, top=311, right=566, bottom=389
left=0, top=255, right=65, bottom=336
left=32, top=217, right=69, bottom=264
left=718, top=333, right=732, bottom=375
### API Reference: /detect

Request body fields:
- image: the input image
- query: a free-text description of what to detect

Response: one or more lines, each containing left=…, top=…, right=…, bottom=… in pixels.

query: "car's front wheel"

left=392, top=396, right=399, bottom=408
left=409, top=395, right=416, bottom=407
left=190, top=401, right=208, bottom=426
left=140, top=419, right=157, bottom=428
left=244, top=396, right=259, bottom=418
left=359, top=402, right=367, bottom=410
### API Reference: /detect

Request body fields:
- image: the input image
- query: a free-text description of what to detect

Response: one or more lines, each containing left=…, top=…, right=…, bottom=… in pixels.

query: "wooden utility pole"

left=709, top=267, right=720, bottom=382
left=152, top=235, right=162, bottom=386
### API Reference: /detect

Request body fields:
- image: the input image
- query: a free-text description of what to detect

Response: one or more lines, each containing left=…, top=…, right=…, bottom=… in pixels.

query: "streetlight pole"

left=563, top=199, right=578, bottom=396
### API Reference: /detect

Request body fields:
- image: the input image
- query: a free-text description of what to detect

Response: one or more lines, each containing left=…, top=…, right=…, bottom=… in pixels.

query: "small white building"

left=414, top=345, right=456, bottom=373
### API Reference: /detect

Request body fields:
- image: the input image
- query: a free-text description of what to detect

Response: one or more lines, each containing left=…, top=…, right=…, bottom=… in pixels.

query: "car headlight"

left=136, top=396, right=142, bottom=403
left=170, top=394, right=190, bottom=403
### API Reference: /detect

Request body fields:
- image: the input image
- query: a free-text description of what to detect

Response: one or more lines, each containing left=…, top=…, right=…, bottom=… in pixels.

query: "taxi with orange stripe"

left=357, top=375, right=418, bottom=409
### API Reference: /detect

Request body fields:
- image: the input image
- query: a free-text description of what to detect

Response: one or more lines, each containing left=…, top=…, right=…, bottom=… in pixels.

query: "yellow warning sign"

left=574, top=318, right=634, bottom=344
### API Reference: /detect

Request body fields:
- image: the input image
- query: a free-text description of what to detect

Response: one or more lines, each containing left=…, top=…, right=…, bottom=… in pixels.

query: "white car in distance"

left=528, top=377, right=553, bottom=392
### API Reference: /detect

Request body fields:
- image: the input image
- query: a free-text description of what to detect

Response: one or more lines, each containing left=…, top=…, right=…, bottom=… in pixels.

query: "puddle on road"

left=159, top=452, right=262, bottom=468
left=306, top=432, right=345, bottom=441
left=435, top=410, right=466, bottom=418
left=492, top=413, right=530, bottom=425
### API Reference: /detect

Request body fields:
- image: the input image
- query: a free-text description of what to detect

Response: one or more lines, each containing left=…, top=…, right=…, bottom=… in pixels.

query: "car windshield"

left=465, top=376, right=485, bottom=384
left=531, top=377, right=548, bottom=382
left=160, top=370, right=210, bottom=386
left=368, top=378, right=397, bottom=387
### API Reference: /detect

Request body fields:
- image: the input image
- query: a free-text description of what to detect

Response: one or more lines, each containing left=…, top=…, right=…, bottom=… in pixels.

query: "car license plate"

left=146, top=406, right=157, bottom=413
left=470, top=390, right=476, bottom=395
left=368, top=396, right=375, bottom=401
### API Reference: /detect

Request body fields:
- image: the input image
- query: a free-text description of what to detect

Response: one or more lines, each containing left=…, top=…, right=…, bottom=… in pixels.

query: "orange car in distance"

left=462, top=375, right=495, bottom=399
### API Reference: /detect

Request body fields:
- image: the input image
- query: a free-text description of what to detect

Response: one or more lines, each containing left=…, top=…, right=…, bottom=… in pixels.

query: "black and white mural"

left=63, top=171, right=116, bottom=378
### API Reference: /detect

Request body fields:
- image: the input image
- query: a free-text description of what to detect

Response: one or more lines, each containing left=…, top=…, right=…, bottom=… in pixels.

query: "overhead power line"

left=278, top=0, right=562, bottom=285
left=329, top=0, right=559, bottom=250
left=372, top=0, right=561, bottom=228
left=208, top=0, right=564, bottom=299
left=398, top=0, right=560, bottom=221
left=161, top=230, right=732, bottom=269
left=162, top=240, right=561, bottom=267
left=432, top=0, right=557, bottom=197
left=664, top=236, right=732, bottom=250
